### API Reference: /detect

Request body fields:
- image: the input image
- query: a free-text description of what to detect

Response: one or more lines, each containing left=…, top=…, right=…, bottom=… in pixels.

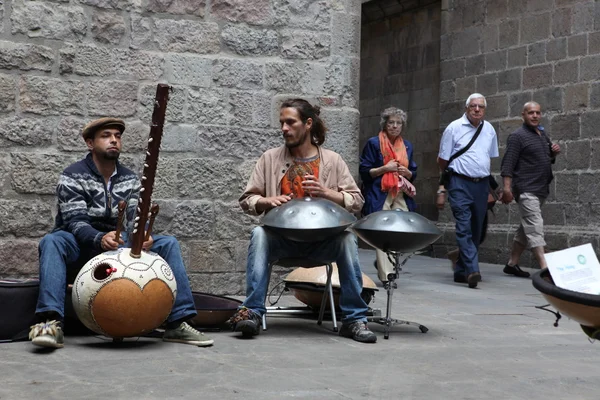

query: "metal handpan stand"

left=367, top=251, right=429, bottom=339
left=351, top=210, right=442, bottom=339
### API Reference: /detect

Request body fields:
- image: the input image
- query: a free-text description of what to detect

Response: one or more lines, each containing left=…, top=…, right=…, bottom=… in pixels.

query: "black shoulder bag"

left=439, top=122, right=484, bottom=189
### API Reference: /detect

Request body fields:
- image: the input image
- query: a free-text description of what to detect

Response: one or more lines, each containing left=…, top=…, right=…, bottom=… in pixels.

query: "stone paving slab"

left=1, top=249, right=598, bottom=400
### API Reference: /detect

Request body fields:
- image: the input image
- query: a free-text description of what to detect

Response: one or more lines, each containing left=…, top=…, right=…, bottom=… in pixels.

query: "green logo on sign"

left=578, top=255, right=586, bottom=265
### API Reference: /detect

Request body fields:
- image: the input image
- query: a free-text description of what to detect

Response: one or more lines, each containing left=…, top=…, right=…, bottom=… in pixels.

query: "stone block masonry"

left=0, top=0, right=362, bottom=294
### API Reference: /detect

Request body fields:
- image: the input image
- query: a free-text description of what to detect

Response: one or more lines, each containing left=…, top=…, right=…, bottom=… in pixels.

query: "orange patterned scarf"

left=281, top=156, right=320, bottom=198
left=379, top=131, right=409, bottom=197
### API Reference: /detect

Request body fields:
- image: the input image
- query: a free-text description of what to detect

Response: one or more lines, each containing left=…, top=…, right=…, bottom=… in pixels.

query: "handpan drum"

left=532, top=268, right=600, bottom=338
left=261, top=197, right=356, bottom=242
left=351, top=210, right=442, bottom=253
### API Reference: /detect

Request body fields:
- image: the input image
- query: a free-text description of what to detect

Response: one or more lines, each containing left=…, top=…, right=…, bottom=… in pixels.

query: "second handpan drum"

left=261, top=197, right=356, bottom=242
left=352, top=210, right=442, bottom=253
left=532, top=269, right=600, bottom=338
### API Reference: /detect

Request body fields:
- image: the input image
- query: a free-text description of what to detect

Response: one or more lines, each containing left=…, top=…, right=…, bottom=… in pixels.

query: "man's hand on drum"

left=302, top=174, right=332, bottom=198
left=302, top=174, right=344, bottom=205
left=102, top=231, right=124, bottom=251
left=258, top=194, right=293, bottom=210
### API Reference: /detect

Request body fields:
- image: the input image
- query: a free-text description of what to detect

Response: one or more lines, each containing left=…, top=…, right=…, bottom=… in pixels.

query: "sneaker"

left=339, top=321, right=377, bottom=343
left=503, top=264, right=530, bottom=278
left=163, top=322, right=214, bottom=347
left=227, top=307, right=261, bottom=337
left=29, top=320, right=64, bottom=349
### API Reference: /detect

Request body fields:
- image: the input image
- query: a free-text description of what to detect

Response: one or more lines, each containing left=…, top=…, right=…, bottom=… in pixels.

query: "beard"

left=101, top=150, right=120, bottom=160
left=284, top=131, right=309, bottom=149
left=285, top=139, right=302, bottom=149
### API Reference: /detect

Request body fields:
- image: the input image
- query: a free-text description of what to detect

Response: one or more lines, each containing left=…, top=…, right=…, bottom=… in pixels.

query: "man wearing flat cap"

left=29, top=118, right=213, bottom=349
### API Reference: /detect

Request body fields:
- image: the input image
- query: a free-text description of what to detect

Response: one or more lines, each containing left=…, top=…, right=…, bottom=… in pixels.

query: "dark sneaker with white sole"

left=227, top=307, right=261, bottom=337
left=339, top=321, right=377, bottom=343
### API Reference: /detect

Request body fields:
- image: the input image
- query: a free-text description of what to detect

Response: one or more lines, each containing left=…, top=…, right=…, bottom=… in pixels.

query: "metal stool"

left=262, top=258, right=338, bottom=332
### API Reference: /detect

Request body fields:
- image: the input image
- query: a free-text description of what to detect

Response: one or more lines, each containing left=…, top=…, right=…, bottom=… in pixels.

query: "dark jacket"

left=359, top=136, right=418, bottom=215
left=500, top=124, right=554, bottom=200
left=52, top=153, right=140, bottom=250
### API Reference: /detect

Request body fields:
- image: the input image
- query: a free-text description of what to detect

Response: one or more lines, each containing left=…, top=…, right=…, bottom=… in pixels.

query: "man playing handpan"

left=230, top=98, right=377, bottom=343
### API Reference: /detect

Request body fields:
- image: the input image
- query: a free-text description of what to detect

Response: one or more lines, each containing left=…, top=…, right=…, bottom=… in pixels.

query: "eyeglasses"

left=468, top=104, right=486, bottom=109
left=386, top=121, right=402, bottom=127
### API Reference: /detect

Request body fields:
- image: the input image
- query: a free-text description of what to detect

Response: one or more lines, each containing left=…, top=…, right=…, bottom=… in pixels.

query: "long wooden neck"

left=130, top=84, right=170, bottom=257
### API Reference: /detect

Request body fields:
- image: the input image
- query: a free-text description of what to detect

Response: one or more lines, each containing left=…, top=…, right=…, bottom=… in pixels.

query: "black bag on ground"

left=0, top=279, right=39, bottom=342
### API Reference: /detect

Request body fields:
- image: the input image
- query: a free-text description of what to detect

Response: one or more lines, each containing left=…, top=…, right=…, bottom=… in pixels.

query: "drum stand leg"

left=368, top=251, right=428, bottom=339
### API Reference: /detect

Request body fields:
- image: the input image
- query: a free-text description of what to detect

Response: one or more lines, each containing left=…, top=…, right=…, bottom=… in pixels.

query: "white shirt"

left=438, top=114, right=499, bottom=178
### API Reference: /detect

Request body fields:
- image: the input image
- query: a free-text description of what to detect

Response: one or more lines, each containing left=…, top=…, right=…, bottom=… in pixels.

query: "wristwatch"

left=437, top=189, right=446, bottom=194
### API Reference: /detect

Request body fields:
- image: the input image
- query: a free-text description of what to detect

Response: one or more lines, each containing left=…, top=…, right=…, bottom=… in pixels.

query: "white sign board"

left=544, top=243, right=600, bottom=295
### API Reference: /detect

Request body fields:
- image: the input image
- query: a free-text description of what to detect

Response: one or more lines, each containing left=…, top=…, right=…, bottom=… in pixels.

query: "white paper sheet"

left=544, top=243, right=600, bottom=295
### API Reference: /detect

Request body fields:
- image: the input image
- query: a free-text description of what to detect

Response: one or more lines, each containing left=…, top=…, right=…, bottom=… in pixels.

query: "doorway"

left=360, top=0, right=442, bottom=219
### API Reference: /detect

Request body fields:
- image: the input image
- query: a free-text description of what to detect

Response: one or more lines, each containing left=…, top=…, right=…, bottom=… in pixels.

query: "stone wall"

left=360, top=0, right=441, bottom=220
left=0, top=0, right=363, bottom=294
left=436, top=0, right=600, bottom=266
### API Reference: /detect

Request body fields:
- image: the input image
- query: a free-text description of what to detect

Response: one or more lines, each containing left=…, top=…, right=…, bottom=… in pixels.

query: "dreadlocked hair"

left=281, top=98, right=328, bottom=146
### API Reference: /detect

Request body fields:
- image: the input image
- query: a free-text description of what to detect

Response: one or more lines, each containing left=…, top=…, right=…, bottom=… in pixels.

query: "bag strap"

left=448, top=122, right=485, bottom=164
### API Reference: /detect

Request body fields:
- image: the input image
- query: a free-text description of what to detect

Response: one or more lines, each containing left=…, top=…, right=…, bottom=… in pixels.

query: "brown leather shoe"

left=447, top=249, right=459, bottom=271
left=467, top=272, right=481, bottom=288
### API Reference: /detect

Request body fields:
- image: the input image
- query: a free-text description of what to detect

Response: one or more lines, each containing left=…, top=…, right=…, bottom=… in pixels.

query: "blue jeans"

left=448, top=175, right=489, bottom=276
left=242, top=226, right=370, bottom=324
left=36, top=231, right=196, bottom=324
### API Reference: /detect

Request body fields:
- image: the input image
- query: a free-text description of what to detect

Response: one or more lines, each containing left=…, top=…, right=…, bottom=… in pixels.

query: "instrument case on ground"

left=0, top=279, right=39, bottom=342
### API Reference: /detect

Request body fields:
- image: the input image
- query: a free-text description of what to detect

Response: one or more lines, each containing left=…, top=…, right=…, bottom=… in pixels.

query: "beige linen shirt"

left=239, top=145, right=364, bottom=216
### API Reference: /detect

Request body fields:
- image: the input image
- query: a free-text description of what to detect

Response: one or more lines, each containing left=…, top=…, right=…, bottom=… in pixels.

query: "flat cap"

left=82, top=117, right=125, bottom=140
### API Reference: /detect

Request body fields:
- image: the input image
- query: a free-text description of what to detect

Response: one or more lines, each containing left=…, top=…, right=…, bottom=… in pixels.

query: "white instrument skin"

left=72, top=249, right=177, bottom=337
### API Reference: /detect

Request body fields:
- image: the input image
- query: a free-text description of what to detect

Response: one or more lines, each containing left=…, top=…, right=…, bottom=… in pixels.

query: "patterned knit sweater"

left=52, top=153, right=140, bottom=250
